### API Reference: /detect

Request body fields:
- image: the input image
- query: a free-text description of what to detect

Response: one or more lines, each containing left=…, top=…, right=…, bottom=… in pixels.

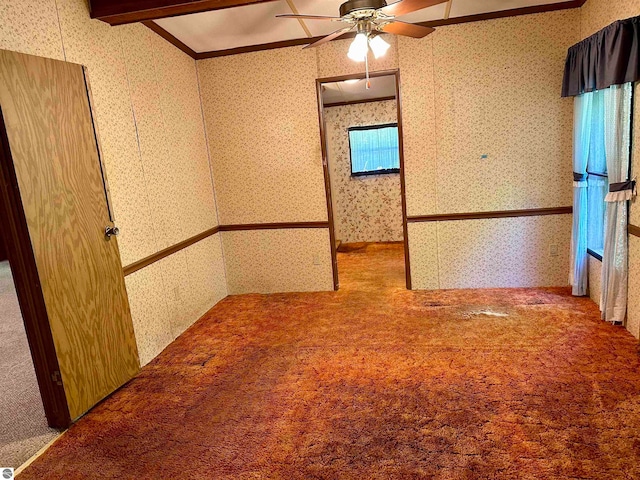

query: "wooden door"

left=0, top=50, right=139, bottom=421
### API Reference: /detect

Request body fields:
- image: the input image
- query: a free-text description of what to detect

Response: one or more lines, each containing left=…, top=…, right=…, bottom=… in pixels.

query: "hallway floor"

left=18, top=244, right=640, bottom=479
left=0, top=261, right=58, bottom=469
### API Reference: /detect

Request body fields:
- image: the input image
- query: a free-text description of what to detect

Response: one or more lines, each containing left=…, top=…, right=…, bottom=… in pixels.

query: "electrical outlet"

left=313, top=254, right=320, bottom=265
left=550, top=244, right=559, bottom=257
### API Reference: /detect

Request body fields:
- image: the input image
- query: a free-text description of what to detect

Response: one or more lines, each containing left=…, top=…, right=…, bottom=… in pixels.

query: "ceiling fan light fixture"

left=369, top=34, right=390, bottom=59
left=347, top=32, right=369, bottom=62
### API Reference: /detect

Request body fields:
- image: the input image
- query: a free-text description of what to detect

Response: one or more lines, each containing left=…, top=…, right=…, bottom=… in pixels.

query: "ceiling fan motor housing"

left=339, top=0, right=388, bottom=18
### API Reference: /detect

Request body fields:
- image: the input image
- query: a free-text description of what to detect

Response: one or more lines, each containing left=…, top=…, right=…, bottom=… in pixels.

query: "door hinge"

left=51, top=370, right=63, bottom=386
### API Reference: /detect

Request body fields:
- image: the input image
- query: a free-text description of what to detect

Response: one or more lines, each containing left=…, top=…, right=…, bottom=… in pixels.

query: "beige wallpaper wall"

left=222, top=229, right=333, bottom=294
left=0, top=0, right=228, bottom=365
left=588, top=255, right=602, bottom=306
left=399, top=10, right=579, bottom=289
left=629, top=236, right=640, bottom=338
left=324, top=100, right=403, bottom=244
left=578, top=0, right=640, bottom=338
left=439, top=215, right=570, bottom=289
left=197, top=47, right=333, bottom=294
left=197, top=47, right=326, bottom=225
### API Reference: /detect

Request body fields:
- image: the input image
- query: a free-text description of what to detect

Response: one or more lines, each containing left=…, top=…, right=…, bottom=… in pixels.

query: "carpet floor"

left=0, top=261, right=59, bottom=469
left=18, top=244, right=640, bottom=479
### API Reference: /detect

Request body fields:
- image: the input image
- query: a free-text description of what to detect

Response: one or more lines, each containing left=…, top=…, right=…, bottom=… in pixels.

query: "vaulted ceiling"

left=91, top=0, right=585, bottom=58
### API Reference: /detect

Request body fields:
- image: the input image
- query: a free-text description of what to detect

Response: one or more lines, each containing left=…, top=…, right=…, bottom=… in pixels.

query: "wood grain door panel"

left=0, top=50, right=140, bottom=420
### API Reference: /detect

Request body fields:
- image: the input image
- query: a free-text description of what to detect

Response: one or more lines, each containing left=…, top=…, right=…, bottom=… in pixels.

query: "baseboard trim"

left=629, top=224, right=640, bottom=238
left=407, top=206, right=573, bottom=223
left=122, top=221, right=329, bottom=276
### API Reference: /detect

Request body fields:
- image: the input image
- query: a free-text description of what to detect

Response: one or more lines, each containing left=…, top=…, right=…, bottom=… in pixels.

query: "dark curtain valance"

left=562, top=16, right=640, bottom=97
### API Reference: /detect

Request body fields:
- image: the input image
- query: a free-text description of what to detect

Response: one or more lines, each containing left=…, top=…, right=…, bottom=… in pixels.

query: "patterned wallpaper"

left=630, top=85, right=640, bottom=228
left=197, top=47, right=327, bottom=225
left=197, top=47, right=336, bottom=295
left=580, top=0, right=640, bottom=38
left=407, top=222, right=439, bottom=290
left=397, top=35, right=437, bottom=216
left=222, top=229, right=333, bottom=294
left=126, top=234, right=226, bottom=365
left=0, top=0, right=228, bottom=365
left=588, top=255, right=602, bottom=307
left=0, top=0, right=64, bottom=60
left=409, top=215, right=571, bottom=290
left=120, top=23, right=218, bottom=251
left=628, top=236, right=640, bottom=338
left=398, top=10, right=580, bottom=290
left=400, top=10, right=579, bottom=216
left=324, top=100, right=403, bottom=243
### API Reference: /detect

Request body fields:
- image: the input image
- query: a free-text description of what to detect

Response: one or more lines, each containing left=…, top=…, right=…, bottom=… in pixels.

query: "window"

left=586, top=89, right=607, bottom=259
left=348, top=123, right=400, bottom=176
left=585, top=86, right=632, bottom=260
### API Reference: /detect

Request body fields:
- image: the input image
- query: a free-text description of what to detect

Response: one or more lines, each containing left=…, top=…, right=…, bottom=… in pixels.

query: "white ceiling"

left=154, top=0, right=571, bottom=53
left=321, top=75, right=397, bottom=104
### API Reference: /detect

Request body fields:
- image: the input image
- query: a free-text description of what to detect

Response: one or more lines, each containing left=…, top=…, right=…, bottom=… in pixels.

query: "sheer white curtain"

left=569, top=93, right=592, bottom=296
left=601, top=83, right=633, bottom=322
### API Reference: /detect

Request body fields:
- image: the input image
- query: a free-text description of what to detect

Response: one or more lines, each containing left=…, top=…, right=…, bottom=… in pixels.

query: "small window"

left=348, top=123, right=400, bottom=176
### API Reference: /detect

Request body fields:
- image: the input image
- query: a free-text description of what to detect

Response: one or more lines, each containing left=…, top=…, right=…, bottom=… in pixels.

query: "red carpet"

left=18, top=243, right=640, bottom=479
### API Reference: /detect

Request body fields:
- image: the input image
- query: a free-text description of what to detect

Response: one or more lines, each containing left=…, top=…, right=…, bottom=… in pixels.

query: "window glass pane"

left=587, top=90, right=607, bottom=175
left=587, top=174, right=607, bottom=254
left=349, top=125, right=399, bottom=174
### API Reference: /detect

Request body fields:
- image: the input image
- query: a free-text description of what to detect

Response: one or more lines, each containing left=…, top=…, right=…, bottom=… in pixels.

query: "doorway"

left=316, top=70, right=410, bottom=291
left=0, top=232, right=58, bottom=469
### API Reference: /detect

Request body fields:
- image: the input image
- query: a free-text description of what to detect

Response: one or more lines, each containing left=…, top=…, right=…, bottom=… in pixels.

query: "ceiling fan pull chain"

left=365, top=49, right=371, bottom=89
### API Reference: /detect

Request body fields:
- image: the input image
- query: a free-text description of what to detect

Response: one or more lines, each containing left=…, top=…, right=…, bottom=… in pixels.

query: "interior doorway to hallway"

left=316, top=70, right=410, bottom=291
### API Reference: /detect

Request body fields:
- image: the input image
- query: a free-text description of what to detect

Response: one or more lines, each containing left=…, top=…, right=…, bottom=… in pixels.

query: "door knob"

left=105, top=226, right=120, bottom=238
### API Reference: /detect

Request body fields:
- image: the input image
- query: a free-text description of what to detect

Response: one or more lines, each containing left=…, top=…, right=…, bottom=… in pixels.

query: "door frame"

left=0, top=106, right=71, bottom=429
left=315, top=69, right=412, bottom=290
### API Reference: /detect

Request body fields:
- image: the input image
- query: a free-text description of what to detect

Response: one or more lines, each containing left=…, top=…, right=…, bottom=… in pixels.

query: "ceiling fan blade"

left=276, top=14, right=342, bottom=20
left=303, top=26, right=355, bottom=49
left=379, top=21, right=435, bottom=38
left=379, top=0, right=448, bottom=17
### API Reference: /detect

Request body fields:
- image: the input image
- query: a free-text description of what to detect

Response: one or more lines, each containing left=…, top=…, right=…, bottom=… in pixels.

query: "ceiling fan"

left=277, top=0, right=447, bottom=87
left=277, top=0, right=447, bottom=51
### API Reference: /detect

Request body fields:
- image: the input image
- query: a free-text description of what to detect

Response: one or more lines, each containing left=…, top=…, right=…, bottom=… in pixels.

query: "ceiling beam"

left=143, top=21, right=197, bottom=58
left=90, top=0, right=277, bottom=25
left=285, top=0, right=313, bottom=38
